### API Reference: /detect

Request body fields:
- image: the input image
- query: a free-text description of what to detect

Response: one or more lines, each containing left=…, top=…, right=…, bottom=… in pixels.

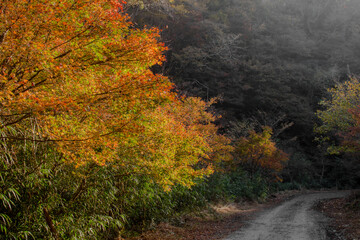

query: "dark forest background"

left=127, top=0, right=360, bottom=188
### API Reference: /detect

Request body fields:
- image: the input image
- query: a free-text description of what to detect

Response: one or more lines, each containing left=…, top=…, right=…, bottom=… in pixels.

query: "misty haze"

left=1, top=0, right=359, bottom=239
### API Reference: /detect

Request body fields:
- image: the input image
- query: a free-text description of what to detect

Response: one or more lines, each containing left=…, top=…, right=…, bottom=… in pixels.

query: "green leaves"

left=315, top=77, right=360, bottom=154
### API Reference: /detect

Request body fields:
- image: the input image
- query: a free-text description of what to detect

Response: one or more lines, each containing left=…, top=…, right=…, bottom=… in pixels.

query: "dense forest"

left=1, top=0, right=360, bottom=239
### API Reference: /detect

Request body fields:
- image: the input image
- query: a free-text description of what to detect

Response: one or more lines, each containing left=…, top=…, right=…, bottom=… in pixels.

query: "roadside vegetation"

left=1, top=0, right=360, bottom=239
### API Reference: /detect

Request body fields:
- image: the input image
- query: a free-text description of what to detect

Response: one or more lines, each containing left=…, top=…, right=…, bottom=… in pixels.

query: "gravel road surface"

left=222, top=191, right=350, bottom=240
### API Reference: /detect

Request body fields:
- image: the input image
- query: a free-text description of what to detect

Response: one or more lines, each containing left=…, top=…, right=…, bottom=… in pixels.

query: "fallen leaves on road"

left=317, top=190, right=360, bottom=240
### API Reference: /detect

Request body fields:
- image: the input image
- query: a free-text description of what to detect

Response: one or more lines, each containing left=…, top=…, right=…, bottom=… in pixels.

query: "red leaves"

left=338, top=106, right=360, bottom=153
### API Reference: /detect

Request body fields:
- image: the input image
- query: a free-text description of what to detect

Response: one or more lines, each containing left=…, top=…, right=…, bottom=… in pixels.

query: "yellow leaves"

left=315, top=77, right=360, bottom=153
left=234, top=126, right=288, bottom=179
left=0, top=1, right=152, bottom=151
left=112, top=97, right=232, bottom=188
left=0, top=0, right=235, bottom=189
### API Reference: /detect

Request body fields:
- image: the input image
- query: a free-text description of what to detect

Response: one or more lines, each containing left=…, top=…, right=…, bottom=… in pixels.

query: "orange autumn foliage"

left=0, top=0, right=170, bottom=165
left=117, top=97, right=233, bottom=188
left=234, top=126, right=288, bottom=180
left=0, top=0, right=232, bottom=187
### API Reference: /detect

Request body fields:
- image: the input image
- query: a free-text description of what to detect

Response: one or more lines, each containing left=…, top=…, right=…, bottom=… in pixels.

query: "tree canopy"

left=0, top=0, right=232, bottom=189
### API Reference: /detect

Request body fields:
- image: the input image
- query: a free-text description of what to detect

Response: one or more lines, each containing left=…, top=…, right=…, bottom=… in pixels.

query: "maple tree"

left=315, top=77, right=360, bottom=154
left=315, top=77, right=360, bottom=187
left=0, top=0, right=171, bottom=165
left=0, top=0, right=233, bottom=187
left=0, top=1, right=235, bottom=237
left=233, top=126, right=288, bottom=180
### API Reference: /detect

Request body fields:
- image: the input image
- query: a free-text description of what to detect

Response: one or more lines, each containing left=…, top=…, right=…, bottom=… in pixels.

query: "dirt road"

left=222, top=191, right=350, bottom=240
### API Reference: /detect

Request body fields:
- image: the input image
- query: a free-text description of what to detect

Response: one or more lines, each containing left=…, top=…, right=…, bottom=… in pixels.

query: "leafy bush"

left=203, top=170, right=272, bottom=203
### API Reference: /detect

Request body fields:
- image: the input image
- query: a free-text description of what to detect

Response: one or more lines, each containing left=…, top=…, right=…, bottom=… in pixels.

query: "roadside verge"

left=125, top=190, right=302, bottom=240
left=316, top=190, right=360, bottom=240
